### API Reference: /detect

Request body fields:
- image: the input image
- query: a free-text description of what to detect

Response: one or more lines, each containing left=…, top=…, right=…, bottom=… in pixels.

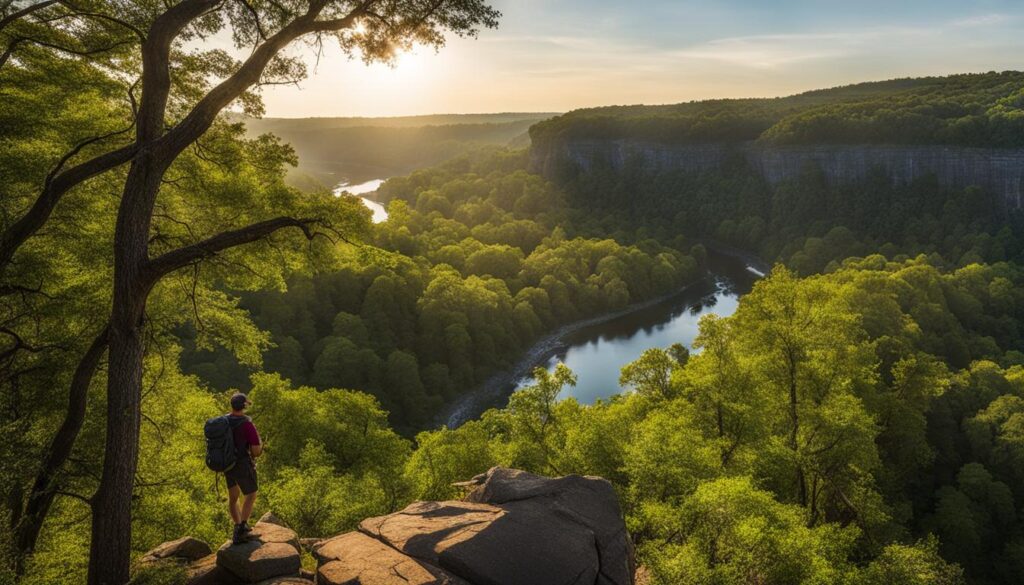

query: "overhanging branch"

left=142, top=216, right=322, bottom=283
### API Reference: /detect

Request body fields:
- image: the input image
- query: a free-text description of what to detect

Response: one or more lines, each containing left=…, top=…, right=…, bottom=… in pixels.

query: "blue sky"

left=255, top=0, right=1024, bottom=117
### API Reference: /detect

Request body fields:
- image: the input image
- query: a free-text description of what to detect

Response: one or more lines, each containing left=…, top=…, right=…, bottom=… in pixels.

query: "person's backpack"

left=204, top=415, right=242, bottom=472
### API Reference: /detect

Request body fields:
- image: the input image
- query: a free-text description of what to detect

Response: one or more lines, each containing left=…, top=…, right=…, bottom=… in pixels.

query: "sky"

left=234, top=0, right=1024, bottom=118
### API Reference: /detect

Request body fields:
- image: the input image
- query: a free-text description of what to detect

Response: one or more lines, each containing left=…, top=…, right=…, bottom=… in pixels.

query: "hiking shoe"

left=232, top=524, right=247, bottom=545
left=238, top=521, right=252, bottom=534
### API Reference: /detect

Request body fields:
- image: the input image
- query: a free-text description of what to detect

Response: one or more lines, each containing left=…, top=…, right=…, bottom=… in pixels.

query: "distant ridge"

left=236, top=112, right=559, bottom=132
left=530, top=71, right=1024, bottom=148
left=232, top=112, right=559, bottom=186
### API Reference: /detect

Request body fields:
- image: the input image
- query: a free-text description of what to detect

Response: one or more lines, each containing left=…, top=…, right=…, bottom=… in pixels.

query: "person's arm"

left=244, top=421, right=263, bottom=458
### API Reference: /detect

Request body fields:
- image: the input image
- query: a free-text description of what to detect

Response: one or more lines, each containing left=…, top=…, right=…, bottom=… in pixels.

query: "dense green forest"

left=239, top=113, right=555, bottom=186
left=567, top=152, right=1024, bottom=277
left=530, top=71, right=1024, bottom=147
left=179, top=150, right=702, bottom=432
left=170, top=143, right=1024, bottom=584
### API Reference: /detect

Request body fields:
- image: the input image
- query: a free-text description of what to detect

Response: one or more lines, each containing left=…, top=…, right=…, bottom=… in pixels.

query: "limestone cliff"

left=529, top=139, right=1024, bottom=209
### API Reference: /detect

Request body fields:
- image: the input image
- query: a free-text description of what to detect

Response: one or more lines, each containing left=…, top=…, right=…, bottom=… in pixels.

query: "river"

left=442, top=249, right=763, bottom=427
left=334, top=177, right=763, bottom=427
left=333, top=179, right=388, bottom=223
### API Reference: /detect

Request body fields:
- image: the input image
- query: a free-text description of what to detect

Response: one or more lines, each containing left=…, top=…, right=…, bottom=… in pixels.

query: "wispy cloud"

left=951, top=13, right=1011, bottom=28
left=670, top=29, right=922, bottom=69
left=666, top=13, right=1014, bottom=71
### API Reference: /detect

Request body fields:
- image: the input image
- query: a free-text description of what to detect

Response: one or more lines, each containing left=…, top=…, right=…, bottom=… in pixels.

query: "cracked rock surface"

left=139, top=468, right=633, bottom=585
left=317, top=467, right=634, bottom=585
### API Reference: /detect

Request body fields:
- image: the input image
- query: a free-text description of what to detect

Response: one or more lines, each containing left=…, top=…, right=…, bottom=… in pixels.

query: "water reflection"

left=333, top=178, right=388, bottom=223
left=514, top=251, right=757, bottom=404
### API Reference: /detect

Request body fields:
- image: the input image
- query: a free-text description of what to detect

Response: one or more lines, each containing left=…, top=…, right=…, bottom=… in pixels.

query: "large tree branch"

left=0, top=0, right=371, bottom=272
left=160, top=0, right=372, bottom=158
left=0, top=0, right=218, bottom=272
left=14, top=325, right=108, bottom=566
left=0, top=144, right=136, bottom=271
left=142, top=216, right=321, bottom=283
left=135, top=0, right=220, bottom=143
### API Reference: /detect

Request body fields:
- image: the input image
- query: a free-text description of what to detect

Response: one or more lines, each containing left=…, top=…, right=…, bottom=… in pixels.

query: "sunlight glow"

left=246, top=3, right=1024, bottom=117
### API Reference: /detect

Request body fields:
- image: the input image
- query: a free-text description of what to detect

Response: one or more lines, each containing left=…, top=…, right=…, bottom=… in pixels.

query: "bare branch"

left=59, top=2, right=146, bottom=41
left=0, top=0, right=59, bottom=34
left=234, top=0, right=266, bottom=40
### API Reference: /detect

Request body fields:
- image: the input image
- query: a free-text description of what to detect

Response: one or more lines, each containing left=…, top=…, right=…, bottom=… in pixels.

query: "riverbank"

left=438, top=247, right=765, bottom=427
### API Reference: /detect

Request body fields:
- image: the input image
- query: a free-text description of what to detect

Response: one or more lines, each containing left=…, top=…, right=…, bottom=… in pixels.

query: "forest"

left=3, top=0, right=1024, bottom=583
left=530, top=71, right=1024, bottom=148
left=238, top=113, right=554, bottom=186
left=179, top=151, right=702, bottom=432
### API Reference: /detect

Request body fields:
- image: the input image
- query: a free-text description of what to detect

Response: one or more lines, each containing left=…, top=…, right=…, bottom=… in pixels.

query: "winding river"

left=330, top=178, right=764, bottom=428
left=333, top=179, right=388, bottom=223
left=442, top=249, right=763, bottom=427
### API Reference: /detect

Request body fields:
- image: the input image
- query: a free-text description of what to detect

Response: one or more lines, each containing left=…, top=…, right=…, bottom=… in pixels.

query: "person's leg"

left=240, top=491, right=257, bottom=525
left=227, top=485, right=241, bottom=525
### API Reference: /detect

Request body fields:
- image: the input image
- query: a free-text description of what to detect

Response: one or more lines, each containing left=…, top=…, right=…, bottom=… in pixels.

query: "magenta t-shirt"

left=228, top=415, right=260, bottom=458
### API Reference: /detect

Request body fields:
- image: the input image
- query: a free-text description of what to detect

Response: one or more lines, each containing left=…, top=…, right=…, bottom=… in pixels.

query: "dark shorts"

left=225, top=458, right=258, bottom=495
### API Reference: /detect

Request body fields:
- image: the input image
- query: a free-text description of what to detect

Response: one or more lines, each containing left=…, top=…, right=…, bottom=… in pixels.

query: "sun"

left=362, top=45, right=429, bottom=87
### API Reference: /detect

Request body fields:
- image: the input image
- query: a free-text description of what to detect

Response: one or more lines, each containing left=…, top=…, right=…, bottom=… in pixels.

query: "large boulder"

left=314, top=531, right=468, bottom=585
left=257, top=511, right=288, bottom=527
left=465, top=467, right=635, bottom=585
left=183, top=553, right=245, bottom=585
left=216, top=518, right=302, bottom=583
left=138, top=536, right=211, bottom=564
left=135, top=537, right=241, bottom=585
left=346, top=467, right=634, bottom=585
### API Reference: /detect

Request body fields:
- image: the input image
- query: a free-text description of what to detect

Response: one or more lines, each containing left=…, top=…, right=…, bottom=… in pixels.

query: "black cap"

left=230, top=393, right=250, bottom=411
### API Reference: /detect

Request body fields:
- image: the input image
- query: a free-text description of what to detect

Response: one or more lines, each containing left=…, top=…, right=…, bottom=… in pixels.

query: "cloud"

left=665, top=13, right=1013, bottom=71
left=672, top=33, right=864, bottom=69
left=951, top=13, right=1011, bottom=28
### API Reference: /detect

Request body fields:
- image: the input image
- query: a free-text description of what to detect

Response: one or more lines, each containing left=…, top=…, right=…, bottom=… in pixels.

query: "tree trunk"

left=86, top=322, right=143, bottom=585
left=87, top=158, right=161, bottom=585
left=786, top=350, right=807, bottom=508
left=14, top=328, right=108, bottom=574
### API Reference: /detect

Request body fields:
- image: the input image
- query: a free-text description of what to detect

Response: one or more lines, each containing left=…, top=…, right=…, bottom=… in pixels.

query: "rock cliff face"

left=529, top=139, right=1024, bottom=209
left=137, top=468, right=634, bottom=585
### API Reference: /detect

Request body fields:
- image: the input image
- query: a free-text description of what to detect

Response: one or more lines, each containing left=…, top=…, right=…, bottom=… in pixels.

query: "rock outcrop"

left=216, top=520, right=303, bottom=583
left=139, top=517, right=307, bottom=584
left=316, top=467, right=633, bottom=585
left=315, top=531, right=469, bottom=585
left=529, top=138, right=1024, bottom=209
left=139, top=467, right=633, bottom=585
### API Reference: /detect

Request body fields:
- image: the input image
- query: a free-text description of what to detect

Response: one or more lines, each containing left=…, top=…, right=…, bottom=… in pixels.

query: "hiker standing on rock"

left=223, top=393, right=262, bottom=544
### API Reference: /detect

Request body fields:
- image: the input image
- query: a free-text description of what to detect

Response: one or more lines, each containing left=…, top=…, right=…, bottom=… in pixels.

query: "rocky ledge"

left=137, top=467, right=634, bottom=585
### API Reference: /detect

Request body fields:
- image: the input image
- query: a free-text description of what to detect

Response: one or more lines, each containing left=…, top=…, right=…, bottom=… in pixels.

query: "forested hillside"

left=531, top=71, right=1024, bottom=147
left=239, top=113, right=556, bottom=186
